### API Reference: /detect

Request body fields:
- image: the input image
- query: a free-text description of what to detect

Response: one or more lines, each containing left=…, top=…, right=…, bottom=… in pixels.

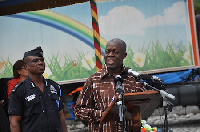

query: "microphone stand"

left=115, top=78, right=125, bottom=132
left=143, top=82, right=175, bottom=132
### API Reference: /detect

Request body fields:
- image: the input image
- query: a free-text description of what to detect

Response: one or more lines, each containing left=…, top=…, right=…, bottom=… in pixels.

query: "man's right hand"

left=0, top=100, right=4, bottom=107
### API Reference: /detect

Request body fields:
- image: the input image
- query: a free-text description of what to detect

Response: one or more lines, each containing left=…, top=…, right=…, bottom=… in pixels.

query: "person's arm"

left=74, top=78, right=103, bottom=123
left=9, top=115, right=22, bottom=132
left=55, top=83, right=67, bottom=132
left=59, top=110, right=68, bottom=132
left=8, top=83, right=24, bottom=132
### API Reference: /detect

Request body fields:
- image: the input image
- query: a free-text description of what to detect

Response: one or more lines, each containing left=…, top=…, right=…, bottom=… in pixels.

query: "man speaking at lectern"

left=74, top=38, right=147, bottom=132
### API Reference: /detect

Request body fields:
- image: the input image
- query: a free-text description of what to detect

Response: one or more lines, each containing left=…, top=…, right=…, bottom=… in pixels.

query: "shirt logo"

left=25, top=94, right=36, bottom=101
left=50, top=85, right=57, bottom=94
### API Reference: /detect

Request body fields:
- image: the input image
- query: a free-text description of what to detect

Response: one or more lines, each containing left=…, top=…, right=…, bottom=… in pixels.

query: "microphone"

left=143, top=82, right=176, bottom=100
left=140, top=74, right=164, bottom=82
left=127, top=68, right=163, bottom=82
left=151, top=75, right=164, bottom=82
left=114, top=75, right=123, bottom=94
left=114, top=75, right=124, bottom=123
left=160, top=90, right=176, bottom=100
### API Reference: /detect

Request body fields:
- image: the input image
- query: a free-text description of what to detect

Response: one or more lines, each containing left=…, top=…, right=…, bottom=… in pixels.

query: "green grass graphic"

left=0, top=41, right=193, bottom=81
left=124, top=41, right=193, bottom=71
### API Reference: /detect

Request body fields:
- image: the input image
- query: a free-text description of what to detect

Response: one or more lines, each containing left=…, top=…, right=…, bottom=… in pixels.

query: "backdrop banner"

left=0, top=0, right=199, bottom=83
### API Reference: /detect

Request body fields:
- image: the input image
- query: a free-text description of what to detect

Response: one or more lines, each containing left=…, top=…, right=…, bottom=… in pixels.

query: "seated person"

left=7, top=60, right=28, bottom=97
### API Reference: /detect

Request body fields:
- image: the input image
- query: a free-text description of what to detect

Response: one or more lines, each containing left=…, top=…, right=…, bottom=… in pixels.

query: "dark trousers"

left=0, top=106, right=10, bottom=132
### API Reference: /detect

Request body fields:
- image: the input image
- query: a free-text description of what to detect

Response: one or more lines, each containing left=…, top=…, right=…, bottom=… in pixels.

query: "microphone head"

left=140, top=74, right=152, bottom=81
left=114, top=75, right=123, bottom=84
left=115, top=75, right=121, bottom=78
left=114, top=75, right=123, bottom=93
left=125, top=67, right=130, bottom=74
left=152, top=76, right=164, bottom=82
left=128, top=69, right=140, bottom=76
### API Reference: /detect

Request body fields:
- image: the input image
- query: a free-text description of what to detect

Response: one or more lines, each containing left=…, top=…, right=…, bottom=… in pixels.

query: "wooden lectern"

left=100, top=90, right=160, bottom=132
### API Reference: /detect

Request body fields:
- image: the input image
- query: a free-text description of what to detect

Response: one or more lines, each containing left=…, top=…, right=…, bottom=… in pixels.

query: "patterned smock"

left=74, top=65, right=146, bottom=132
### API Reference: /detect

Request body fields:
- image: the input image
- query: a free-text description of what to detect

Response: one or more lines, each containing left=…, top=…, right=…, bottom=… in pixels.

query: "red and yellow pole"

left=90, top=0, right=102, bottom=71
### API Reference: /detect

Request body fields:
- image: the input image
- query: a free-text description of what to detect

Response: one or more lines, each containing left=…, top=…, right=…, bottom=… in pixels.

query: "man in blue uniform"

left=8, top=47, right=68, bottom=132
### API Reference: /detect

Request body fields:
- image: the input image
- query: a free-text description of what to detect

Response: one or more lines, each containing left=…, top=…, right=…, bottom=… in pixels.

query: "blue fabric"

left=67, top=101, right=75, bottom=120
left=153, top=68, right=199, bottom=84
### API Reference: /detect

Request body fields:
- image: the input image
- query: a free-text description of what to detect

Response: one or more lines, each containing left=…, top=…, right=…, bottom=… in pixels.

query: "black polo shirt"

left=8, top=76, right=64, bottom=132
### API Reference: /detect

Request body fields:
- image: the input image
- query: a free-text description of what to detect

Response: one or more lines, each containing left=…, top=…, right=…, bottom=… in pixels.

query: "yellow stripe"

left=93, top=30, right=100, bottom=41
left=95, top=49, right=102, bottom=61
left=90, top=0, right=102, bottom=71
left=91, top=9, right=98, bottom=22
left=96, top=67, right=100, bottom=71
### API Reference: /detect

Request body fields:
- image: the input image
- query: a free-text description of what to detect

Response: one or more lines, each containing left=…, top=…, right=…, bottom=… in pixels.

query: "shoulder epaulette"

left=11, top=81, right=24, bottom=92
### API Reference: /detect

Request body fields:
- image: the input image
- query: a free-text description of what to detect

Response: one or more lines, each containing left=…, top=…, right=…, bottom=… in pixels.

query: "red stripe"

left=91, top=2, right=97, bottom=14
left=92, top=22, right=100, bottom=34
left=90, top=0, right=102, bottom=70
left=96, top=60, right=102, bottom=69
left=94, top=41, right=101, bottom=53
left=188, top=0, right=198, bottom=66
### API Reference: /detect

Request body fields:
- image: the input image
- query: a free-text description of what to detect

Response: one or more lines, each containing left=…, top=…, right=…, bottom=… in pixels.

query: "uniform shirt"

left=74, top=65, right=146, bottom=132
left=8, top=76, right=64, bottom=132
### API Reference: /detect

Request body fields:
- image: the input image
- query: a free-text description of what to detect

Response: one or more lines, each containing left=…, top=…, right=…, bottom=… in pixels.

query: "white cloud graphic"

left=99, top=6, right=145, bottom=35
left=99, top=1, right=187, bottom=36
left=145, top=1, right=187, bottom=27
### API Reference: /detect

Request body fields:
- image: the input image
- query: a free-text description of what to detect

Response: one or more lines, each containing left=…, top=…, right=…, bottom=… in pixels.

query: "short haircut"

left=13, top=60, right=25, bottom=79
left=108, top=38, right=127, bottom=53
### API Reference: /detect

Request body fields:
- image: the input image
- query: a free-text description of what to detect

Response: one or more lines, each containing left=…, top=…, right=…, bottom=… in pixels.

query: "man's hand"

left=0, top=100, right=4, bottom=107
left=9, top=115, right=22, bottom=132
left=59, top=110, right=68, bottom=132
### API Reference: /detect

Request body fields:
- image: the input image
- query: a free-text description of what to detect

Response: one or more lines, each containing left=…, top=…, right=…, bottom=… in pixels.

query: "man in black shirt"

left=8, top=47, right=67, bottom=132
